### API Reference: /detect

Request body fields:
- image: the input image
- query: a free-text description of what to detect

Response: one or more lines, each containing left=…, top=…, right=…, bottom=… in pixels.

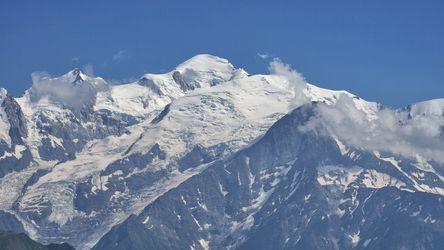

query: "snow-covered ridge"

left=18, top=54, right=247, bottom=115
left=95, top=54, right=248, bottom=117
left=408, top=98, right=444, bottom=117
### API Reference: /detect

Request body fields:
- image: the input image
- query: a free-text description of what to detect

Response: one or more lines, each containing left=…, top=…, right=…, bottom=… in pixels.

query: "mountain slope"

left=94, top=102, right=444, bottom=250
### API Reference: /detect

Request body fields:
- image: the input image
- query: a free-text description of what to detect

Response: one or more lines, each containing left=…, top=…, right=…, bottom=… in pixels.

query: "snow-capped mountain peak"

left=176, top=54, right=236, bottom=75
left=174, top=54, right=248, bottom=88
left=64, top=67, right=103, bottom=86
left=66, top=68, right=85, bottom=84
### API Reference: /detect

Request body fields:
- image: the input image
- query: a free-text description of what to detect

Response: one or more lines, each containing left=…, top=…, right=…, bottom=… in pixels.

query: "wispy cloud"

left=257, top=52, right=270, bottom=59
left=106, top=77, right=138, bottom=85
left=268, top=58, right=308, bottom=107
left=82, top=64, right=94, bottom=76
left=112, top=50, right=129, bottom=61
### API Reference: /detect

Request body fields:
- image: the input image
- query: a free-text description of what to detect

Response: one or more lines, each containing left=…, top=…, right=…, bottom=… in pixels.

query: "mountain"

left=0, top=54, right=443, bottom=249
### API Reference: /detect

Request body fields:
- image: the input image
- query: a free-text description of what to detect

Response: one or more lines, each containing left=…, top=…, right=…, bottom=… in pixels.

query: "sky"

left=1, top=0, right=443, bottom=107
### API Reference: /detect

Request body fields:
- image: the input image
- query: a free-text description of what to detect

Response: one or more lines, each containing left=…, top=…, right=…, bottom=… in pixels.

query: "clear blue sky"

left=1, top=0, right=443, bottom=107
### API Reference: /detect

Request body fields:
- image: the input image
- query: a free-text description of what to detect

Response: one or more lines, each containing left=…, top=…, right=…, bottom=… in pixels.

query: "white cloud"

left=267, top=58, right=444, bottom=163
left=106, top=77, right=138, bottom=85
left=82, top=64, right=94, bottom=76
left=268, top=58, right=308, bottom=108
left=112, top=50, right=128, bottom=61
left=257, top=53, right=269, bottom=59
left=302, top=94, right=444, bottom=163
left=29, top=70, right=108, bottom=109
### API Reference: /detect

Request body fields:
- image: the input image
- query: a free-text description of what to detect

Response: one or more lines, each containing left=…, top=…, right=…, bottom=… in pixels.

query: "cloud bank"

left=29, top=71, right=108, bottom=109
left=302, top=94, right=444, bottom=163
